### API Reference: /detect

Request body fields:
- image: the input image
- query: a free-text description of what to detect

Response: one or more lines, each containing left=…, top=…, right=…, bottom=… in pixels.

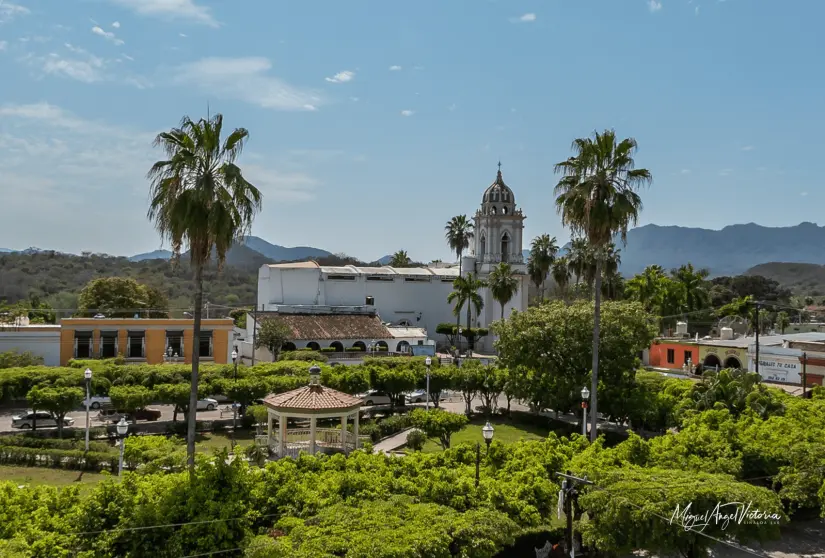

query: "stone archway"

left=724, top=356, right=742, bottom=369
left=306, top=342, right=320, bottom=351
left=282, top=342, right=297, bottom=351
left=396, top=340, right=410, bottom=353
left=703, top=354, right=722, bottom=370
left=375, top=340, right=389, bottom=352
left=352, top=341, right=367, bottom=351
left=329, top=341, right=344, bottom=352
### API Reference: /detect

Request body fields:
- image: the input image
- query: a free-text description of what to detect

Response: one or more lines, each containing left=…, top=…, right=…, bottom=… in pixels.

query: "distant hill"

left=745, top=262, right=825, bottom=296
left=617, top=222, right=825, bottom=277
left=130, top=249, right=172, bottom=262
left=241, top=236, right=331, bottom=261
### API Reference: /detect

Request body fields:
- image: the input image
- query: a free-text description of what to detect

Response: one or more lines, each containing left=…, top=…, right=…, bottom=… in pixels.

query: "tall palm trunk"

left=466, top=303, right=472, bottom=355
left=455, top=251, right=463, bottom=351
left=590, top=256, right=602, bottom=442
left=187, top=264, right=204, bottom=477
left=501, top=302, right=505, bottom=321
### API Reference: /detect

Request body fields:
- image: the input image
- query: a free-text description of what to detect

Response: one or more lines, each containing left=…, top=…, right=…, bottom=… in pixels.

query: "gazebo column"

left=353, top=411, right=359, bottom=449
left=278, top=413, right=286, bottom=457
left=310, top=416, right=317, bottom=455
left=267, top=411, right=273, bottom=447
left=341, top=414, right=347, bottom=452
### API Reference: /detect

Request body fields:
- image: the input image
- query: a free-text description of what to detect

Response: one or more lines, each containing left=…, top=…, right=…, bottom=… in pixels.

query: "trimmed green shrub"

left=405, top=429, right=426, bottom=451
left=278, top=351, right=328, bottom=363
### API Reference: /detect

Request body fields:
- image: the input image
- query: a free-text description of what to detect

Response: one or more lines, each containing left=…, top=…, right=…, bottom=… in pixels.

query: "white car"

left=88, top=396, right=112, bottom=410
left=196, top=398, right=219, bottom=411
left=405, top=390, right=448, bottom=404
left=358, top=390, right=392, bottom=406
left=11, top=411, right=75, bottom=429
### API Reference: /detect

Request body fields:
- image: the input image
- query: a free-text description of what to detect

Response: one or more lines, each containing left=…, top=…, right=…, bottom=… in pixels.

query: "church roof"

left=263, top=384, right=363, bottom=411
left=482, top=165, right=515, bottom=205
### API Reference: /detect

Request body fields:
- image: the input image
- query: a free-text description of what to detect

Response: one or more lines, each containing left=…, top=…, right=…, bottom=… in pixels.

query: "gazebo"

left=260, top=365, right=363, bottom=459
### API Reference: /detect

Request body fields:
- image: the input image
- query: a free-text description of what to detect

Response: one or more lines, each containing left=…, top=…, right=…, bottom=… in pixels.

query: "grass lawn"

left=195, top=430, right=256, bottom=454
left=421, top=415, right=550, bottom=453
left=0, top=465, right=108, bottom=493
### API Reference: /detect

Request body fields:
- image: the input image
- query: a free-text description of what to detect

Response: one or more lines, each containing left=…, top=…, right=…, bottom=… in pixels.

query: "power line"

left=181, top=548, right=242, bottom=558
left=71, top=513, right=279, bottom=537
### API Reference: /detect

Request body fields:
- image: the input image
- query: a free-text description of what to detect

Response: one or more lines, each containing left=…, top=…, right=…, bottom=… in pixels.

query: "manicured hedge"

left=0, top=445, right=118, bottom=472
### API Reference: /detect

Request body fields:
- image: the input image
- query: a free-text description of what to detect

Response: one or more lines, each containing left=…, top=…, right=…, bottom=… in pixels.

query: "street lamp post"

left=231, top=348, right=238, bottom=451
left=476, top=421, right=495, bottom=487
left=425, top=356, right=432, bottom=410
left=457, top=327, right=463, bottom=357
left=116, top=417, right=128, bottom=476
left=580, top=386, right=590, bottom=437
left=84, top=368, right=92, bottom=452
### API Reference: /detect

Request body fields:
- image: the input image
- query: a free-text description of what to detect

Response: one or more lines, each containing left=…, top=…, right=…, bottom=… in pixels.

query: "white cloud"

left=518, top=13, right=536, bottom=22
left=112, top=21, right=121, bottom=28
left=741, top=145, right=754, bottom=151
left=801, top=192, right=808, bottom=197
left=92, top=25, right=125, bottom=45
left=389, top=65, right=402, bottom=71
left=448, top=103, right=456, bottom=111
left=122, top=54, right=134, bottom=61
left=681, top=169, right=691, bottom=174
left=179, top=32, right=187, bottom=37
left=350, top=96, right=359, bottom=102
left=0, top=1, right=29, bottom=23
left=648, top=0, right=662, bottom=12
left=242, top=164, right=318, bottom=203
left=400, top=110, right=414, bottom=117
left=174, top=57, right=323, bottom=111
left=35, top=48, right=106, bottom=82
left=106, top=0, right=218, bottom=27
left=695, top=6, right=700, bottom=15
left=718, top=168, right=733, bottom=177
left=325, top=70, right=354, bottom=83
left=0, top=40, right=7, bottom=50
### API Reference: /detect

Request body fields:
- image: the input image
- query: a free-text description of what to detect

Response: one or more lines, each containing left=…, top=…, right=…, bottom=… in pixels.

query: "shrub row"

left=0, top=435, right=111, bottom=453
left=358, top=414, right=413, bottom=443
left=0, top=445, right=118, bottom=472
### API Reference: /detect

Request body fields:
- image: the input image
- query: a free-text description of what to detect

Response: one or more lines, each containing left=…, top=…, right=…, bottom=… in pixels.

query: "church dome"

left=482, top=165, right=515, bottom=205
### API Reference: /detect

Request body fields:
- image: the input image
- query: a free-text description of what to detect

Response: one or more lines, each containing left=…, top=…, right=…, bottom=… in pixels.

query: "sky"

left=1, top=0, right=823, bottom=263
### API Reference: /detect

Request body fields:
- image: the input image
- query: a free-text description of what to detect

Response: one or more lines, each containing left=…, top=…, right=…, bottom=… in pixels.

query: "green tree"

left=0, top=350, right=44, bottom=368
left=148, top=112, right=263, bottom=476
left=388, top=250, right=412, bottom=267
left=255, top=317, right=291, bottom=361
left=625, top=265, right=666, bottom=312
left=493, top=300, right=656, bottom=423
left=528, top=234, right=558, bottom=299
left=527, top=257, right=544, bottom=302
left=369, top=365, right=417, bottom=408
left=219, top=377, right=269, bottom=415
left=776, top=310, right=790, bottom=334
left=566, top=237, right=592, bottom=287
left=425, top=365, right=454, bottom=408
left=551, top=256, right=571, bottom=299
left=447, top=273, right=486, bottom=353
left=78, top=277, right=169, bottom=318
left=409, top=408, right=469, bottom=449
left=444, top=214, right=474, bottom=276
left=671, top=263, right=710, bottom=313
left=476, top=365, right=506, bottom=414
left=488, top=262, right=520, bottom=320
left=154, top=382, right=195, bottom=422
left=26, top=386, right=83, bottom=438
left=554, top=129, right=652, bottom=440
left=109, top=385, right=154, bottom=413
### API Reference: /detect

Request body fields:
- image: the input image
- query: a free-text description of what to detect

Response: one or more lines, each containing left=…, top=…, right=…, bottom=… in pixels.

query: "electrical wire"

left=180, top=548, right=243, bottom=558
left=70, top=513, right=280, bottom=537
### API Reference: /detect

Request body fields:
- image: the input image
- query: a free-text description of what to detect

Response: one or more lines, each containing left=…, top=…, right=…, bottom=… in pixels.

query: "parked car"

left=358, top=390, right=393, bottom=406
left=196, top=398, right=219, bottom=411
left=11, top=411, right=75, bottom=430
left=404, top=390, right=448, bottom=404
left=97, top=407, right=162, bottom=423
left=88, top=396, right=112, bottom=410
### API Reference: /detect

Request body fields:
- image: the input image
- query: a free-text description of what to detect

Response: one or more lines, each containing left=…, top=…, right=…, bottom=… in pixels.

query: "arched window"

left=306, top=341, right=320, bottom=351
left=502, top=206, right=508, bottom=215
left=480, top=235, right=486, bottom=257
left=490, top=206, right=497, bottom=215
left=329, top=341, right=344, bottom=352
left=501, top=232, right=510, bottom=263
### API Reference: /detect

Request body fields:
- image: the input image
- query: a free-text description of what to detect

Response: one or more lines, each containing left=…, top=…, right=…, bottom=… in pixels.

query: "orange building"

left=59, top=318, right=236, bottom=366
left=648, top=340, right=700, bottom=371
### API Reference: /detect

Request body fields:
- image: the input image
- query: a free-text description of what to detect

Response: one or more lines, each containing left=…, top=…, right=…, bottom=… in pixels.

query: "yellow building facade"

left=59, top=318, right=235, bottom=366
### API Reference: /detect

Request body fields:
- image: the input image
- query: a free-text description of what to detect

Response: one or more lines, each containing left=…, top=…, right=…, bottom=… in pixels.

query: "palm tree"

left=148, top=113, right=262, bottom=474
left=776, top=311, right=790, bottom=334
left=551, top=256, right=571, bottom=299
left=671, top=263, right=710, bottom=313
left=529, top=234, right=558, bottom=300
left=445, top=215, right=474, bottom=275
left=566, top=238, right=591, bottom=287
left=554, top=128, right=652, bottom=441
left=447, top=273, right=485, bottom=354
left=488, top=262, right=519, bottom=320
left=389, top=250, right=412, bottom=267
left=527, top=257, right=544, bottom=301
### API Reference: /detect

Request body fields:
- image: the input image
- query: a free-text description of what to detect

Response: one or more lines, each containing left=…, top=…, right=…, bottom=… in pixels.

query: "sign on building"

left=751, top=357, right=801, bottom=384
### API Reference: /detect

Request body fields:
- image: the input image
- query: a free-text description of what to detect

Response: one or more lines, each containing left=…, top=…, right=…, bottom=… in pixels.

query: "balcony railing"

left=256, top=428, right=368, bottom=459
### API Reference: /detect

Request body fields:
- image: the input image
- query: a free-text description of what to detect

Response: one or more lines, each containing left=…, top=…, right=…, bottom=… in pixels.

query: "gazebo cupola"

left=261, top=364, right=363, bottom=459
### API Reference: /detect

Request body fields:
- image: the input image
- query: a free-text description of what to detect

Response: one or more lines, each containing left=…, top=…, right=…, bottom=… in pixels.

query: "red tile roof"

left=264, top=313, right=392, bottom=341
left=263, top=384, right=363, bottom=411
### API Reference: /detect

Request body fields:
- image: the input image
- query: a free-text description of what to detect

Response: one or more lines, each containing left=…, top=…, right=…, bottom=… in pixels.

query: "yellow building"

left=59, top=318, right=236, bottom=366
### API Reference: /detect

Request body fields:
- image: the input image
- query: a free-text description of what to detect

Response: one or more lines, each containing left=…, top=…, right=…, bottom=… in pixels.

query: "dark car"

left=98, top=407, right=162, bottom=423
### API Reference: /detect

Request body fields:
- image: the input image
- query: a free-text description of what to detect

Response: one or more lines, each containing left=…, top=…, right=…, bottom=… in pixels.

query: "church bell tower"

left=472, top=163, right=527, bottom=275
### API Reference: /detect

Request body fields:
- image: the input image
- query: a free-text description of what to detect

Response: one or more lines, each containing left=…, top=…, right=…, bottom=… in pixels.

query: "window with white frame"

left=127, top=330, right=145, bottom=358
left=199, top=330, right=213, bottom=358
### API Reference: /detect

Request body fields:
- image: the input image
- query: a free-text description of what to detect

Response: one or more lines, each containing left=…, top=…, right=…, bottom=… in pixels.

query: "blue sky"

left=1, top=0, right=823, bottom=262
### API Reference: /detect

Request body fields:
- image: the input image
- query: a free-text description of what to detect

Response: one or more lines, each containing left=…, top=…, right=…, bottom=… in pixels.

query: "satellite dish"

left=717, top=315, right=747, bottom=336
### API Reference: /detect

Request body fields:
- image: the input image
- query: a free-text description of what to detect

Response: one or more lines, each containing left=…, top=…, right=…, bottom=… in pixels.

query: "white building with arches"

left=253, top=166, right=529, bottom=353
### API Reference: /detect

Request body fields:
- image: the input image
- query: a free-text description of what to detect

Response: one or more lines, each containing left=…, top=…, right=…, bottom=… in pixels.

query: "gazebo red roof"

left=263, top=385, right=363, bottom=411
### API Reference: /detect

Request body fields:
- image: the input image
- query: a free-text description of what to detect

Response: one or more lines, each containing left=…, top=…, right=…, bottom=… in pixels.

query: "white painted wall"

left=747, top=345, right=803, bottom=384
left=0, top=330, right=61, bottom=366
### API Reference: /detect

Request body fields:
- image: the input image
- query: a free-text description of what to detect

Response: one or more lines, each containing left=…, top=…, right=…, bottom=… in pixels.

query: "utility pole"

left=556, top=471, right=592, bottom=558
left=802, top=352, right=808, bottom=397
left=754, top=300, right=760, bottom=375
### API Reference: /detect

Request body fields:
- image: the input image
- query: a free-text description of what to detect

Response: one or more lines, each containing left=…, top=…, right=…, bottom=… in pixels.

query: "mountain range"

left=4, top=222, right=825, bottom=277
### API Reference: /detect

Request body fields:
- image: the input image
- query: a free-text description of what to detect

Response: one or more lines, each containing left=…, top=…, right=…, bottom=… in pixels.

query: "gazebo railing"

left=259, top=428, right=363, bottom=458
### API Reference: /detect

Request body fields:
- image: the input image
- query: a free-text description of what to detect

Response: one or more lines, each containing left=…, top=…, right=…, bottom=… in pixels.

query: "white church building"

left=254, top=167, right=529, bottom=353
